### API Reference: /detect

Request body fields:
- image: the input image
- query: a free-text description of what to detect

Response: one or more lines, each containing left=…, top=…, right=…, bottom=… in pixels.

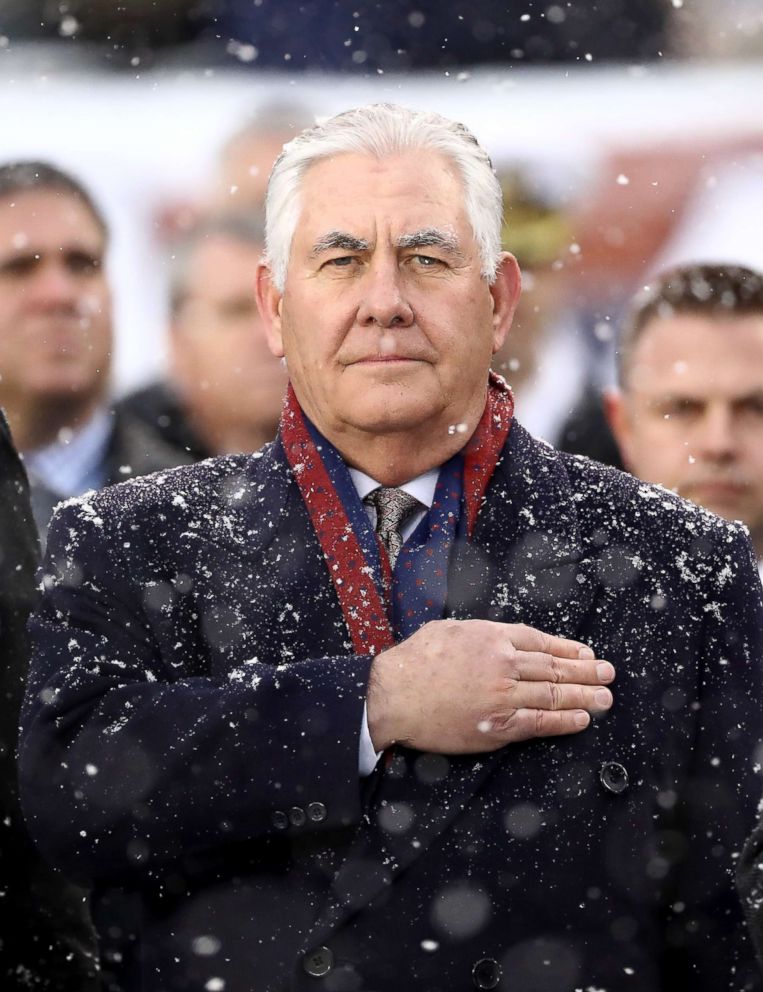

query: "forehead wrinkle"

left=310, top=230, right=371, bottom=257
left=396, top=228, right=464, bottom=259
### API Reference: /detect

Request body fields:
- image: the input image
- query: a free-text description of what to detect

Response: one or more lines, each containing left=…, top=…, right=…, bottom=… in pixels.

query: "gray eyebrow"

left=396, top=228, right=463, bottom=258
left=310, top=227, right=464, bottom=260
left=310, top=231, right=371, bottom=257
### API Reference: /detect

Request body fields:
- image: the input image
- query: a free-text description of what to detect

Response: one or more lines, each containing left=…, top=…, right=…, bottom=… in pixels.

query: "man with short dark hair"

left=19, top=107, right=763, bottom=992
left=605, top=262, right=763, bottom=574
left=0, top=161, right=190, bottom=538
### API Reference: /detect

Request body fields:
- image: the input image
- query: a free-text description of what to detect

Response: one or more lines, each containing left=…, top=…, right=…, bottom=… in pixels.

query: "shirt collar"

left=24, top=407, right=112, bottom=498
left=348, top=466, right=440, bottom=509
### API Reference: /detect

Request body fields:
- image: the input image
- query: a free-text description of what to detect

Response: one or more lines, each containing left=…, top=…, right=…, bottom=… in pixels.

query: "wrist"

left=367, top=650, right=397, bottom=751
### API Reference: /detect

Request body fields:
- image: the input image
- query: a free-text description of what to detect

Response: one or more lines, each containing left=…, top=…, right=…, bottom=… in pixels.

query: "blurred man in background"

left=117, top=215, right=287, bottom=458
left=155, top=100, right=315, bottom=242
left=205, top=101, right=314, bottom=212
left=0, top=161, right=189, bottom=538
left=605, top=263, right=763, bottom=575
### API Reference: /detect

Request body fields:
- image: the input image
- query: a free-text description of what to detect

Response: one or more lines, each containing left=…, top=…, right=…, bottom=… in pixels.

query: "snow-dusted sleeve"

left=18, top=497, right=374, bottom=885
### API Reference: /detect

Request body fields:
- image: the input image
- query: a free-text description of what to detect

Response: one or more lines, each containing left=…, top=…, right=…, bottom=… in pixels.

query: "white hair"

left=264, top=103, right=503, bottom=291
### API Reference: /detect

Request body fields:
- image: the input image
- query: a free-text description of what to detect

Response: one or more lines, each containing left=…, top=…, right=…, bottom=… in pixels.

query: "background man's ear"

left=489, top=253, right=522, bottom=354
left=603, top=387, right=633, bottom=469
left=167, top=319, right=187, bottom=383
left=255, top=263, right=285, bottom=358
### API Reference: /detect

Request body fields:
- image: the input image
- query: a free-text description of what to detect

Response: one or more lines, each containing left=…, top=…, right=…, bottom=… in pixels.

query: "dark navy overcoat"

left=19, top=422, right=763, bottom=992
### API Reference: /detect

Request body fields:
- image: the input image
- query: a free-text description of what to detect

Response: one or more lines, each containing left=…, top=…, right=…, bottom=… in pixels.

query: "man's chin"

left=26, top=376, right=104, bottom=403
left=339, top=397, right=441, bottom=436
left=681, top=487, right=751, bottom=524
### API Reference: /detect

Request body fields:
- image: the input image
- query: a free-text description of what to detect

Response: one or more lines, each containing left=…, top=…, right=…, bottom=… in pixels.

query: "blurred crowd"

left=1, top=5, right=763, bottom=989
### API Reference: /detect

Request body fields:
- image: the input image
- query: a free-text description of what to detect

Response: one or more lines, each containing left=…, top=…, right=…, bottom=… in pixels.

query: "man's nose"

left=700, top=405, right=737, bottom=458
left=356, top=258, right=414, bottom=329
left=29, top=262, right=80, bottom=310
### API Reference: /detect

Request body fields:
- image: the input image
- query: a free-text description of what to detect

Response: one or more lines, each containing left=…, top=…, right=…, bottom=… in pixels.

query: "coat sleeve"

left=18, top=498, right=374, bottom=886
left=665, top=524, right=763, bottom=989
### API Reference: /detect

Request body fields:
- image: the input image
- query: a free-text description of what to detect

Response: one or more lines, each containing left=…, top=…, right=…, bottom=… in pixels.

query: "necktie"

left=364, top=487, right=421, bottom=570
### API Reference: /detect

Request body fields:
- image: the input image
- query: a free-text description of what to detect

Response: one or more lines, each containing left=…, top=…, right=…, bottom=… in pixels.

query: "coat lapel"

left=180, top=440, right=355, bottom=674
left=447, top=421, right=599, bottom=638
left=308, top=424, right=602, bottom=941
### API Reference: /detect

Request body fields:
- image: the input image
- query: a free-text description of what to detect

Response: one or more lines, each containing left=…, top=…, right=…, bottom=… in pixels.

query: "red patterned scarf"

left=280, top=372, right=514, bottom=656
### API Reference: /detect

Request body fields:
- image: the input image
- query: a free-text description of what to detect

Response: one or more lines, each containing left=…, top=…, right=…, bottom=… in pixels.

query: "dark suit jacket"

left=19, top=422, right=763, bottom=992
left=0, top=411, right=99, bottom=991
left=115, top=380, right=211, bottom=462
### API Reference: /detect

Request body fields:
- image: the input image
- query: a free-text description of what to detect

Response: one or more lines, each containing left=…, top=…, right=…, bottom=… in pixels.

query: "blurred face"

left=213, top=132, right=287, bottom=210
left=257, top=151, right=519, bottom=449
left=607, top=313, right=763, bottom=548
left=0, top=189, right=111, bottom=403
left=171, top=235, right=287, bottom=443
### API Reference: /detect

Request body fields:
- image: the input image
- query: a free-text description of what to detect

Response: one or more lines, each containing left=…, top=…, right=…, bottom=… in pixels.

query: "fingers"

left=507, top=680, right=613, bottom=714
left=503, top=623, right=595, bottom=661
left=509, top=707, right=592, bottom=741
left=513, top=651, right=615, bottom=686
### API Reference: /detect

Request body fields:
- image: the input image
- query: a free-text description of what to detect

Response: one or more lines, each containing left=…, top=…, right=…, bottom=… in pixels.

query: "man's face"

left=0, top=189, right=111, bottom=403
left=212, top=132, right=287, bottom=210
left=607, top=313, right=763, bottom=543
left=171, top=235, right=287, bottom=442
left=257, top=151, right=519, bottom=448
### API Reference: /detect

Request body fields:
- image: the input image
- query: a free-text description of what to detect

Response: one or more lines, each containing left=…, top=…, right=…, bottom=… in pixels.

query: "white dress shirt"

left=24, top=407, right=112, bottom=499
left=348, top=467, right=440, bottom=776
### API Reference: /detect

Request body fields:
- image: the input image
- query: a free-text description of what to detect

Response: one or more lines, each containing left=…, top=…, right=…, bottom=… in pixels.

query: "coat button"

left=308, top=801, right=328, bottom=823
left=599, top=761, right=629, bottom=794
left=303, top=945, right=334, bottom=977
left=289, top=806, right=306, bottom=827
left=472, top=957, right=501, bottom=989
left=272, top=810, right=288, bottom=830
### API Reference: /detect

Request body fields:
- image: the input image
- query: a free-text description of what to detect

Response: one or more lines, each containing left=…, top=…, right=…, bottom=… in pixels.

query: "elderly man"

left=20, top=107, right=763, bottom=992
left=0, top=161, right=189, bottom=538
left=605, top=263, right=763, bottom=579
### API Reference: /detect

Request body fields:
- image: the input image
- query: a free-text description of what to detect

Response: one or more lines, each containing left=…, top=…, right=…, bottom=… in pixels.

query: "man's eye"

left=0, top=255, right=38, bottom=277
left=325, top=256, right=356, bottom=268
left=658, top=400, right=701, bottom=419
left=411, top=254, right=443, bottom=268
left=219, top=298, right=258, bottom=320
left=738, top=397, right=763, bottom=418
left=65, top=252, right=101, bottom=274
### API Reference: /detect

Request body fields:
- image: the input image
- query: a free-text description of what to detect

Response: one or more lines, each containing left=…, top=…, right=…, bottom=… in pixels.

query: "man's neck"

left=293, top=381, right=495, bottom=485
left=189, top=414, right=279, bottom=457
left=0, top=394, right=104, bottom=451
left=324, top=422, right=477, bottom=487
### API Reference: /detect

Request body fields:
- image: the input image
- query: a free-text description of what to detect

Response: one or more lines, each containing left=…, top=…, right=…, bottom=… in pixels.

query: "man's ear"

left=603, top=387, right=633, bottom=469
left=167, top=320, right=186, bottom=382
left=489, top=252, right=522, bottom=354
left=255, top=263, right=285, bottom=359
